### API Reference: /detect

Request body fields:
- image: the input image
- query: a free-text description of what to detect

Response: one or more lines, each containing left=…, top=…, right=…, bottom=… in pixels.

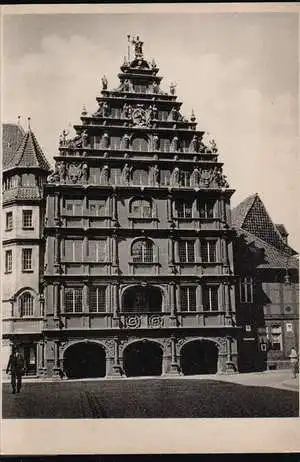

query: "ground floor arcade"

left=3, top=331, right=239, bottom=378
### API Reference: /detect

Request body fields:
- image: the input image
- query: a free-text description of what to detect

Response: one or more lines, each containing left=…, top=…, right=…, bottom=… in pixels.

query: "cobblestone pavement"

left=2, top=371, right=298, bottom=419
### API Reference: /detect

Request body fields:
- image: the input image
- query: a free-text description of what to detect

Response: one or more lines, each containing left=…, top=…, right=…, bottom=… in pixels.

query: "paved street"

left=2, top=371, right=298, bottom=419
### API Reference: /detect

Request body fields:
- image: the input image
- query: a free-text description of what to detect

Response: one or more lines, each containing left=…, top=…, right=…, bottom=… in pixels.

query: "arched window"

left=19, top=292, right=34, bottom=317
left=131, top=137, right=148, bottom=152
left=131, top=199, right=152, bottom=218
left=132, top=239, right=154, bottom=263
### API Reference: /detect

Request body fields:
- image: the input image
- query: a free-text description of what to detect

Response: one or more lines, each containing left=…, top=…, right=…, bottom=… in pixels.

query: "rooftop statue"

left=101, top=75, right=108, bottom=90
left=131, top=35, right=144, bottom=58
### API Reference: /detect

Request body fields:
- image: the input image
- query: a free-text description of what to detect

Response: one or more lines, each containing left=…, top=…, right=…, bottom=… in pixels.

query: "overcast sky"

left=3, top=12, right=299, bottom=250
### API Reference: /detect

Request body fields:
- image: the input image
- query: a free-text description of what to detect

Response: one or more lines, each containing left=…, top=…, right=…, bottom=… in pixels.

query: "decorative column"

left=54, top=192, right=61, bottom=225
left=168, top=336, right=180, bottom=375
left=167, top=193, right=174, bottom=225
left=53, top=283, right=60, bottom=318
left=110, top=337, right=123, bottom=377
left=54, top=232, right=61, bottom=274
left=112, top=282, right=120, bottom=327
left=111, top=192, right=119, bottom=227
left=223, top=280, right=231, bottom=325
left=111, top=232, right=119, bottom=275
left=52, top=341, right=61, bottom=376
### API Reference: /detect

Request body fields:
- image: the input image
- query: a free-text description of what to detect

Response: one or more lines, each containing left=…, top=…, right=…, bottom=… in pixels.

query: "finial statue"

left=170, top=82, right=177, bottom=95
left=101, top=75, right=108, bottom=90
left=131, top=35, right=144, bottom=58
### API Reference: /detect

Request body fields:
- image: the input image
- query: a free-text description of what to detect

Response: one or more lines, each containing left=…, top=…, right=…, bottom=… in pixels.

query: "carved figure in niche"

left=101, top=165, right=110, bottom=185
left=122, top=103, right=129, bottom=118
left=171, top=136, right=178, bottom=152
left=72, top=131, right=83, bottom=148
left=214, top=167, right=229, bottom=188
left=152, top=105, right=158, bottom=119
left=102, top=102, right=110, bottom=117
left=123, top=79, right=130, bottom=92
left=131, top=35, right=144, bottom=58
left=170, top=82, right=177, bottom=95
left=168, top=107, right=177, bottom=122
left=191, top=135, right=199, bottom=153
left=122, top=163, right=132, bottom=183
left=152, top=81, right=159, bottom=94
left=57, top=161, right=66, bottom=182
left=199, top=168, right=214, bottom=188
left=153, top=165, right=160, bottom=185
left=191, top=167, right=200, bottom=187
left=122, top=133, right=130, bottom=149
left=152, top=135, right=159, bottom=151
left=82, top=130, right=89, bottom=148
left=127, top=104, right=133, bottom=118
left=101, top=75, right=108, bottom=90
left=102, top=133, right=109, bottom=149
left=68, top=163, right=82, bottom=184
left=82, top=163, right=89, bottom=183
left=172, top=167, right=180, bottom=186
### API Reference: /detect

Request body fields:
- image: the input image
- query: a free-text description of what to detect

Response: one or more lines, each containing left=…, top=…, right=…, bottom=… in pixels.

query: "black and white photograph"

left=1, top=3, right=299, bottom=451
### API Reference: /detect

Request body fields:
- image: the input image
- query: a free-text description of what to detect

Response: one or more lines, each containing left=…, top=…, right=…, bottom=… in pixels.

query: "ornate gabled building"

left=232, top=194, right=299, bottom=372
left=42, top=37, right=239, bottom=378
left=2, top=121, right=50, bottom=375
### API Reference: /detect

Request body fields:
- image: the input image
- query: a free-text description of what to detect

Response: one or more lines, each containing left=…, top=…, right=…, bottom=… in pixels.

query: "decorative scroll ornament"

left=67, top=163, right=86, bottom=184
left=132, top=106, right=150, bottom=127
left=201, top=132, right=218, bottom=153
left=148, top=315, right=164, bottom=328
left=125, top=315, right=141, bottom=329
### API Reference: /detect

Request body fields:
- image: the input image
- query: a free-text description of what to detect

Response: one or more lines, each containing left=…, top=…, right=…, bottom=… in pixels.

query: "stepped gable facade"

left=232, top=194, right=299, bottom=371
left=42, top=37, right=239, bottom=378
left=2, top=122, right=50, bottom=374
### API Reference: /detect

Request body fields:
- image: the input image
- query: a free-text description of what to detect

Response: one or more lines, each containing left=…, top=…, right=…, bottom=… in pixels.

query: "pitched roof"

left=236, top=228, right=298, bottom=269
left=2, top=123, right=25, bottom=169
left=3, top=125, right=50, bottom=171
left=232, top=193, right=296, bottom=256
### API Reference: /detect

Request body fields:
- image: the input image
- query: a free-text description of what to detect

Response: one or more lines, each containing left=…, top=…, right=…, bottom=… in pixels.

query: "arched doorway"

left=63, top=342, right=106, bottom=379
left=123, top=340, right=163, bottom=377
left=180, top=340, right=218, bottom=375
left=122, top=286, right=162, bottom=313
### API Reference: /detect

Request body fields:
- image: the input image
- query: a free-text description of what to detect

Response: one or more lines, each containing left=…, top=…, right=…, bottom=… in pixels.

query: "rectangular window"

left=132, top=169, right=148, bottom=185
left=89, top=286, right=106, bottom=313
left=65, top=288, right=83, bottom=313
left=201, top=240, right=217, bottom=262
left=269, top=325, right=283, bottom=351
left=180, top=287, right=196, bottom=312
left=110, top=168, right=121, bottom=185
left=6, top=212, right=13, bottom=231
left=159, top=138, right=171, bottom=152
left=178, top=240, right=195, bottom=263
left=199, top=200, right=215, bottom=219
left=88, top=200, right=106, bottom=216
left=240, top=277, right=253, bottom=303
left=22, top=210, right=33, bottom=229
left=180, top=170, right=191, bottom=187
left=175, top=200, right=193, bottom=218
left=203, top=286, right=219, bottom=311
left=88, top=240, right=106, bottom=262
left=22, top=248, right=32, bottom=271
left=64, top=240, right=83, bottom=262
left=160, top=170, right=171, bottom=186
left=5, top=250, right=12, bottom=273
left=64, top=199, right=82, bottom=216
left=110, top=136, right=121, bottom=150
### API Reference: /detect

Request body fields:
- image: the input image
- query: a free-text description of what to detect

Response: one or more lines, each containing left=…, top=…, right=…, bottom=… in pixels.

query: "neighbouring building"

left=2, top=37, right=298, bottom=378
left=232, top=194, right=299, bottom=372
left=2, top=121, right=50, bottom=375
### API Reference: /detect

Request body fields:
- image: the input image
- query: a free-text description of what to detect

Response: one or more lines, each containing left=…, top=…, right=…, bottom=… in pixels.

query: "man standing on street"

left=289, top=347, right=298, bottom=379
left=6, top=346, right=25, bottom=394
